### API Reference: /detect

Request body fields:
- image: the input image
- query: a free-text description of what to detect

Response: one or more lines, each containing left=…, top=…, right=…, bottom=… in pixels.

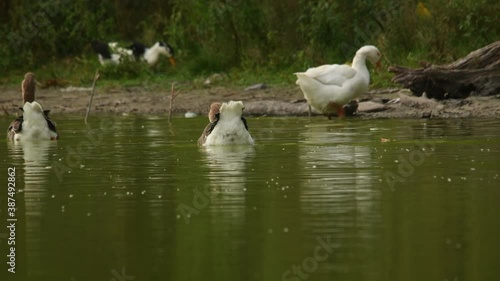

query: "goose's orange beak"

left=169, top=57, right=176, bottom=67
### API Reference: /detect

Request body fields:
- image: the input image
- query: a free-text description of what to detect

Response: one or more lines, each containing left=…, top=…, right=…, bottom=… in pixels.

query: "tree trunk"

left=389, top=41, right=500, bottom=99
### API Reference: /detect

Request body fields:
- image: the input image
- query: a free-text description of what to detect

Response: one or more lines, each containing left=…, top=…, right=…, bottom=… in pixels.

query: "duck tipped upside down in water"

left=198, top=101, right=254, bottom=146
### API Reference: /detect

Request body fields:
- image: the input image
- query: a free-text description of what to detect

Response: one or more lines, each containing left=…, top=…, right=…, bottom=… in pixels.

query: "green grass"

left=1, top=54, right=400, bottom=92
left=2, top=0, right=497, bottom=92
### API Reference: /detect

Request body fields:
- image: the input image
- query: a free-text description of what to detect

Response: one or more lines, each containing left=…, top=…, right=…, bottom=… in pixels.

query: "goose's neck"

left=351, top=54, right=370, bottom=82
left=352, top=54, right=368, bottom=72
left=23, top=91, right=35, bottom=104
left=23, top=82, right=36, bottom=104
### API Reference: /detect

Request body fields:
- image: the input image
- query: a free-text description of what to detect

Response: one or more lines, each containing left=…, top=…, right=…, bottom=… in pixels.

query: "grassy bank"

left=0, top=56, right=304, bottom=90
left=1, top=0, right=498, bottom=90
left=0, top=50, right=416, bottom=91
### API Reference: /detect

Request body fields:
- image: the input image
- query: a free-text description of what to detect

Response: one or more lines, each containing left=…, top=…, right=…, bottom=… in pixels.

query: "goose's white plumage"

left=7, top=72, right=58, bottom=142
left=199, top=101, right=254, bottom=146
left=144, top=42, right=175, bottom=66
left=107, top=42, right=133, bottom=64
left=92, top=40, right=176, bottom=67
left=13, top=102, right=58, bottom=142
left=295, top=45, right=381, bottom=117
left=91, top=41, right=128, bottom=65
left=128, top=41, right=176, bottom=67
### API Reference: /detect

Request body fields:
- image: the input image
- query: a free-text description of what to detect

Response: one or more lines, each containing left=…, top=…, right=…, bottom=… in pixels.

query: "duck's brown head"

left=208, top=102, right=222, bottom=122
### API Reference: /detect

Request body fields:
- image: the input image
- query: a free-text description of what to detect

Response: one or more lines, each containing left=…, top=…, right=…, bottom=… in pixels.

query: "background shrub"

left=0, top=0, right=498, bottom=83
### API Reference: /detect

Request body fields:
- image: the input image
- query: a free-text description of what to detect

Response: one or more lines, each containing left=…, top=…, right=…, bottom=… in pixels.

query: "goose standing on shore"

left=198, top=101, right=254, bottom=146
left=7, top=73, right=58, bottom=141
left=295, top=45, right=381, bottom=118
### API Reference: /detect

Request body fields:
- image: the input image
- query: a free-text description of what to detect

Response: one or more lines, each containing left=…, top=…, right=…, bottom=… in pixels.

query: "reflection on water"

left=299, top=123, right=374, bottom=185
left=201, top=145, right=254, bottom=224
left=0, top=116, right=499, bottom=281
left=8, top=140, right=56, bottom=186
left=298, top=122, right=381, bottom=278
left=189, top=145, right=257, bottom=279
left=202, top=145, right=255, bottom=187
left=200, top=145, right=255, bottom=222
left=7, top=140, right=58, bottom=279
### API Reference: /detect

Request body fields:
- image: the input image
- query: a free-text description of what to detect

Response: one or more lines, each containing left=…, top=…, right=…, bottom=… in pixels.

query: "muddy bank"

left=1, top=85, right=500, bottom=118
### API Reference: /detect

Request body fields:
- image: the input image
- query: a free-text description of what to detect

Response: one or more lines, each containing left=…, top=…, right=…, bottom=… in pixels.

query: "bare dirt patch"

left=1, top=84, right=499, bottom=119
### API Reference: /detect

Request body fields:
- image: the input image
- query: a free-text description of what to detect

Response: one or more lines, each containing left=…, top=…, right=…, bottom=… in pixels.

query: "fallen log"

left=389, top=41, right=500, bottom=99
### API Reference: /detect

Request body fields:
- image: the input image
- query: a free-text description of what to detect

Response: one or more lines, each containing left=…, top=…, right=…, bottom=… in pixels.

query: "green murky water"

left=1, top=116, right=499, bottom=281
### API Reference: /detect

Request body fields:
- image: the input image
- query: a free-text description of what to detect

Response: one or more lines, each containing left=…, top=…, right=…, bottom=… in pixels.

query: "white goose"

left=198, top=101, right=254, bottom=146
left=8, top=102, right=58, bottom=141
left=128, top=41, right=176, bottom=67
left=7, top=73, right=58, bottom=141
left=90, top=40, right=133, bottom=65
left=91, top=40, right=176, bottom=67
left=295, top=45, right=381, bottom=118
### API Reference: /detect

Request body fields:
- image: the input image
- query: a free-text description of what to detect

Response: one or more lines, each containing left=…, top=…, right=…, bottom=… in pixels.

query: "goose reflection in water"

left=7, top=140, right=57, bottom=277
left=7, top=140, right=56, bottom=185
left=200, top=145, right=255, bottom=228
left=299, top=123, right=375, bottom=186
left=298, top=123, right=382, bottom=273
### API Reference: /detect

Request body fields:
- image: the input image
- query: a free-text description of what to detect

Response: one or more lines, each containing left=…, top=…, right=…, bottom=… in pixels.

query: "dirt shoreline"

left=1, top=84, right=500, bottom=119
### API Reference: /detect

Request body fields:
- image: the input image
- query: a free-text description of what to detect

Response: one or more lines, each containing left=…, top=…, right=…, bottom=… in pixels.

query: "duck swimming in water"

left=8, top=102, right=58, bottom=141
left=198, top=101, right=254, bottom=146
left=7, top=73, right=58, bottom=141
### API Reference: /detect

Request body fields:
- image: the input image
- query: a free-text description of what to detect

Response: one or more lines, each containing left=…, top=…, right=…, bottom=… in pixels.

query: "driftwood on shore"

left=389, top=41, right=500, bottom=99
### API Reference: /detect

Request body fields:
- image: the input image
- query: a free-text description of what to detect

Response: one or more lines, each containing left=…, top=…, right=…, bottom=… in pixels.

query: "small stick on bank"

left=168, top=83, right=180, bottom=123
left=85, top=70, right=100, bottom=124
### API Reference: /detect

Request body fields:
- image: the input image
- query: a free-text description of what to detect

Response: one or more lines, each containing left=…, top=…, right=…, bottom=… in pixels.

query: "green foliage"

left=0, top=0, right=499, bottom=87
left=383, top=0, right=500, bottom=64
